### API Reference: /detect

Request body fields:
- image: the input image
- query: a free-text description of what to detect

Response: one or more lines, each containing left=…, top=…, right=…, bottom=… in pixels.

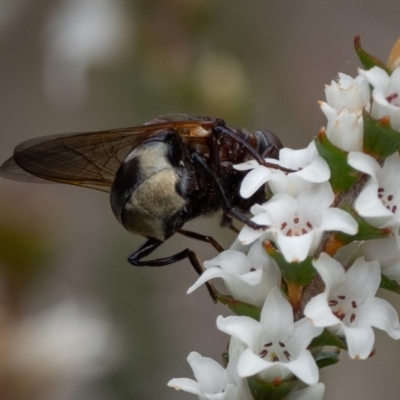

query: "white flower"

left=167, top=348, right=252, bottom=400
left=319, top=102, right=364, bottom=152
left=238, top=183, right=358, bottom=262
left=3, top=299, right=122, bottom=399
left=44, top=0, right=131, bottom=108
left=325, top=72, right=370, bottom=113
left=235, top=142, right=330, bottom=198
left=349, top=151, right=400, bottom=228
left=304, top=253, right=400, bottom=359
left=217, top=287, right=323, bottom=385
left=358, top=236, right=400, bottom=280
left=188, top=242, right=280, bottom=308
left=10, top=301, right=121, bottom=375
left=319, top=72, right=370, bottom=152
left=359, top=66, right=400, bottom=130
left=286, top=383, right=326, bottom=400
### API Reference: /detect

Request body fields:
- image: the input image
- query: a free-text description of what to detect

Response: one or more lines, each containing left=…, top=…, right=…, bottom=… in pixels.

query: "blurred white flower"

left=1, top=299, right=123, bottom=400
left=44, top=0, right=132, bottom=108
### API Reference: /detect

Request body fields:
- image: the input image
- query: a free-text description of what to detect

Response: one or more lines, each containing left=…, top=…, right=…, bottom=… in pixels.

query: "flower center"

left=280, top=217, right=313, bottom=237
left=258, top=341, right=291, bottom=362
left=329, top=295, right=358, bottom=325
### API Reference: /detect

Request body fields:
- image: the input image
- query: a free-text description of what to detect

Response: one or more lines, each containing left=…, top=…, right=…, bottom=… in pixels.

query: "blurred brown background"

left=1, top=1, right=400, bottom=399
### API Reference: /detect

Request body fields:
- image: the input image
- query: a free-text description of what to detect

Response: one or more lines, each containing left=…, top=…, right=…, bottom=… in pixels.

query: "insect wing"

left=0, top=116, right=216, bottom=192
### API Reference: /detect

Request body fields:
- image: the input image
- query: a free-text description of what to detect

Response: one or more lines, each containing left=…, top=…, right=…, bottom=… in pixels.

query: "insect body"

left=1, top=115, right=282, bottom=271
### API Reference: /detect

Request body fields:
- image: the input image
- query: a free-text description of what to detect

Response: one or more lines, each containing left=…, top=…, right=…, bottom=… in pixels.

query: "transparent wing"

left=0, top=116, right=216, bottom=193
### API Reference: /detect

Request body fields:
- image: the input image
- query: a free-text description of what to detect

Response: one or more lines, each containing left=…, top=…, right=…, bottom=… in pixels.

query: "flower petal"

left=304, top=293, right=340, bottom=327
left=286, top=383, right=326, bottom=400
left=167, top=377, right=201, bottom=395
left=319, top=207, right=358, bottom=234
left=260, top=287, right=293, bottom=340
left=275, top=231, right=314, bottom=263
left=313, top=253, right=346, bottom=291
left=216, top=316, right=262, bottom=350
left=289, top=318, right=323, bottom=355
left=188, top=352, right=228, bottom=389
left=283, top=350, right=320, bottom=385
left=240, top=167, right=274, bottom=198
left=295, top=156, right=330, bottom=183
left=237, top=348, right=274, bottom=378
left=347, top=151, right=380, bottom=178
left=344, top=258, right=380, bottom=299
left=187, top=268, right=231, bottom=294
left=342, top=325, right=374, bottom=359
left=356, top=297, right=400, bottom=339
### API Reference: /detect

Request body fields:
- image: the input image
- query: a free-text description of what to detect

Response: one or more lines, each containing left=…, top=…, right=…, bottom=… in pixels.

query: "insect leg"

left=127, top=238, right=218, bottom=302
left=178, top=229, right=224, bottom=252
left=214, top=125, right=292, bottom=173
left=220, top=215, right=240, bottom=234
left=191, top=151, right=268, bottom=231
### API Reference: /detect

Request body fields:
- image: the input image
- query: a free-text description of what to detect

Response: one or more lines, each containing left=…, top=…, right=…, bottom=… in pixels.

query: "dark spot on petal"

left=259, top=349, right=268, bottom=358
left=386, top=93, right=399, bottom=103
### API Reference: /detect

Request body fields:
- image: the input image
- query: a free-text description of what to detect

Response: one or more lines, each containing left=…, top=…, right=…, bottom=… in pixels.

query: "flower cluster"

left=168, top=37, right=400, bottom=399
